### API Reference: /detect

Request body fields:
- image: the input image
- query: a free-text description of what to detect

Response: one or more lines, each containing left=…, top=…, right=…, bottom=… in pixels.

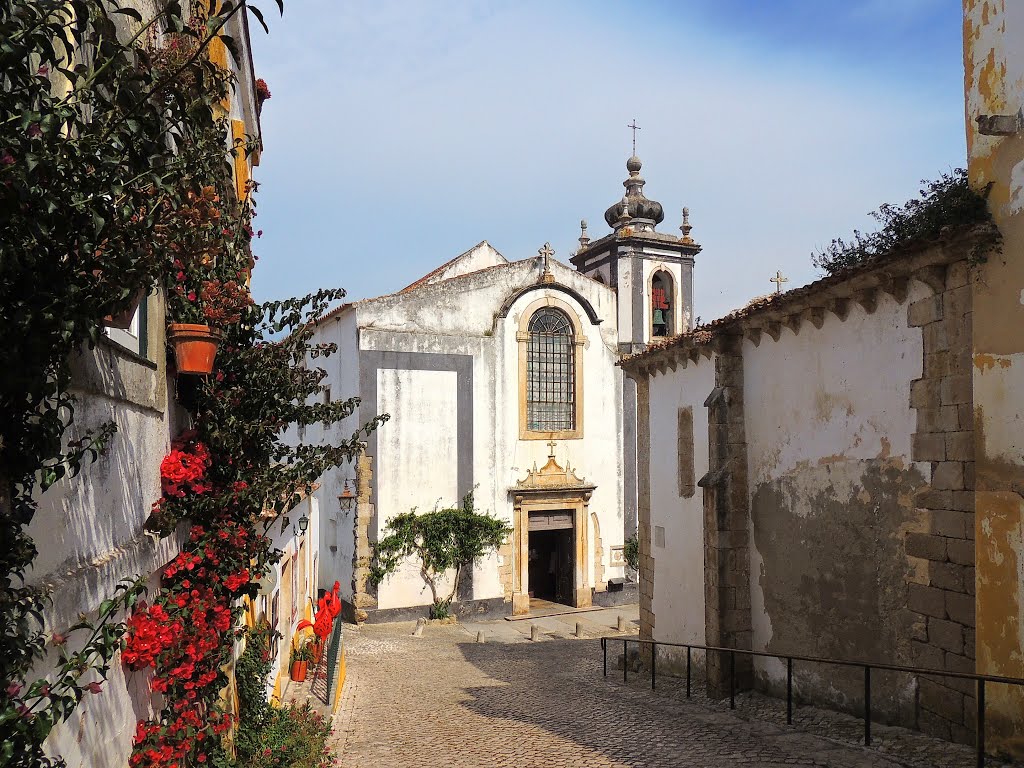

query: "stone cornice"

left=619, top=225, right=993, bottom=380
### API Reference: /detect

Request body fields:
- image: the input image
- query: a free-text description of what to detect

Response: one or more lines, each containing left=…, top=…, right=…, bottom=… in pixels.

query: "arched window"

left=526, top=308, right=575, bottom=431
left=651, top=270, right=674, bottom=337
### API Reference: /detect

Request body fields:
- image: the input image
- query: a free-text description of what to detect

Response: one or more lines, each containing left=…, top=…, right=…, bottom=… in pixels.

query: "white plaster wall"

left=30, top=297, right=181, bottom=768
left=617, top=257, right=637, bottom=346
left=416, top=241, right=507, bottom=287
left=305, top=310, right=360, bottom=598
left=648, top=357, right=715, bottom=649
left=499, top=284, right=625, bottom=593
left=742, top=285, right=929, bottom=682
left=374, top=368, right=459, bottom=609
left=307, top=254, right=622, bottom=612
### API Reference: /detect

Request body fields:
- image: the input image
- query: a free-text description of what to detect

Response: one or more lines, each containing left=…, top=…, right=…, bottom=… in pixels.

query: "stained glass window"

left=526, top=308, right=575, bottom=431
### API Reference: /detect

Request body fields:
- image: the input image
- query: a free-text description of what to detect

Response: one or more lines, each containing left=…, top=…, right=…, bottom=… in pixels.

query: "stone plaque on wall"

left=610, top=545, right=626, bottom=567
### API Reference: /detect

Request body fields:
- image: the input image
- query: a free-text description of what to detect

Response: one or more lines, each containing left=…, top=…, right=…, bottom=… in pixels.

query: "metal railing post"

left=729, top=650, right=736, bottom=709
left=977, top=679, right=985, bottom=768
left=864, top=666, right=872, bottom=746
left=786, top=657, right=793, bottom=725
left=686, top=646, right=691, bottom=698
left=602, top=637, right=607, bottom=677
left=623, top=639, right=628, bottom=682
left=651, top=642, right=656, bottom=690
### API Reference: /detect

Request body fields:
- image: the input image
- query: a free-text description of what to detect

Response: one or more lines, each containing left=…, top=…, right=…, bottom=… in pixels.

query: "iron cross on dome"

left=628, top=118, right=641, bottom=154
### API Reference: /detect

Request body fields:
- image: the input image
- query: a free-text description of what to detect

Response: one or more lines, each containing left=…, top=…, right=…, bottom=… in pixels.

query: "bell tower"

left=570, top=154, right=701, bottom=355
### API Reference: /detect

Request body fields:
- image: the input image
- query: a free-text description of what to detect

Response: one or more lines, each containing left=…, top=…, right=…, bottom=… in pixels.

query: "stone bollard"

left=617, top=614, right=626, bottom=632
left=412, top=617, right=425, bottom=637
left=476, top=631, right=485, bottom=644
left=575, top=622, right=584, bottom=638
left=530, top=624, right=540, bottom=641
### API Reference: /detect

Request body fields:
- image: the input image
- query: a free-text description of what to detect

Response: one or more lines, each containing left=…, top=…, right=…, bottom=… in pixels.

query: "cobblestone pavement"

left=332, top=614, right=1021, bottom=768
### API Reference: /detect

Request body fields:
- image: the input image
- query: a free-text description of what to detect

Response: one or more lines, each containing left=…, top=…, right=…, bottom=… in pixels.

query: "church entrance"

left=510, top=444, right=596, bottom=616
left=527, top=512, right=574, bottom=606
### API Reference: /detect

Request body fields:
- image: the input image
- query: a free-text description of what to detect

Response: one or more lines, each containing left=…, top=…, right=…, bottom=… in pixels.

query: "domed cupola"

left=603, top=155, right=665, bottom=232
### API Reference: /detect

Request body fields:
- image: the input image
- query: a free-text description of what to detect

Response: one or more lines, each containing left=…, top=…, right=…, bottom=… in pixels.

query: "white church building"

left=303, top=154, right=701, bottom=620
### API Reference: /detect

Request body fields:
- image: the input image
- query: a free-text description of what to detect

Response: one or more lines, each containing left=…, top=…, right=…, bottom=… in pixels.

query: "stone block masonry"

left=906, top=260, right=977, bottom=744
left=700, top=335, right=753, bottom=698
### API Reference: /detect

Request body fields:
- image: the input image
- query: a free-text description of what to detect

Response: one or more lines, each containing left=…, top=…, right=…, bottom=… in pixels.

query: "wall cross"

left=770, top=270, right=789, bottom=294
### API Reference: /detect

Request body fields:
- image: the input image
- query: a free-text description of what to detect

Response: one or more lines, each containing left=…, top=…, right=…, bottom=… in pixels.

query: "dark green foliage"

left=811, top=168, right=1000, bottom=275
left=235, top=622, right=277, bottom=734
left=235, top=702, right=334, bottom=768
left=369, top=493, right=512, bottom=619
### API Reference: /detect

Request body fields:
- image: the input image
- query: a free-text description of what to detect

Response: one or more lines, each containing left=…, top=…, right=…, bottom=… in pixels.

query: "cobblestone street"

left=331, top=610, right=1019, bottom=768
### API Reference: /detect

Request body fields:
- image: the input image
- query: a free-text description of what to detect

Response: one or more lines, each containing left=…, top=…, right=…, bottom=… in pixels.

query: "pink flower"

left=86, top=681, right=103, bottom=694
left=27, top=124, right=41, bottom=138
left=51, top=632, right=67, bottom=646
left=6, top=681, right=21, bottom=698
left=37, top=65, right=49, bottom=76
left=0, top=152, right=14, bottom=166
left=187, top=291, right=197, bottom=302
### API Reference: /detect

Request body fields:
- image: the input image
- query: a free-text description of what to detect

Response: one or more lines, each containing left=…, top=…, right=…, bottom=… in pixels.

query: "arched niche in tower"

left=650, top=269, right=674, bottom=338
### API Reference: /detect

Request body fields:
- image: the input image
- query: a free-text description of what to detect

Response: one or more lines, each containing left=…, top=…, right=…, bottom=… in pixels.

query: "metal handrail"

left=601, top=636, right=1024, bottom=768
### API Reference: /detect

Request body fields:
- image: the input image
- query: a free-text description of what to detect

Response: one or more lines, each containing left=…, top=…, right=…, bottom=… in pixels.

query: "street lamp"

left=339, top=479, right=355, bottom=513
left=297, top=513, right=309, bottom=533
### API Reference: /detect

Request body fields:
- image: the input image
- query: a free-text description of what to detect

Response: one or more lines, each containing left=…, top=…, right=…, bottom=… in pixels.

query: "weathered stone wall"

left=702, top=337, right=753, bottom=697
left=27, top=291, right=179, bottom=768
left=625, top=239, right=990, bottom=746
left=905, top=261, right=978, bottom=742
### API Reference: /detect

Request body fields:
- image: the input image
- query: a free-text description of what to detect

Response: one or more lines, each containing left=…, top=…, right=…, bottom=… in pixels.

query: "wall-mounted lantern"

left=339, top=479, right=355, bottom=513
left=297, top=513, right=309, bottom=533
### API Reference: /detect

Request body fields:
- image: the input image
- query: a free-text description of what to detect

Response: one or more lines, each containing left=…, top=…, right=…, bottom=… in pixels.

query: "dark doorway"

left=528, top=526, right=574, bottom=605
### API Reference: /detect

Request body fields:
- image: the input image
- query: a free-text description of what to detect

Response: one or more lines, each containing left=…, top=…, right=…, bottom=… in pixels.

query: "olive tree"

left=369, top=493, right=511, bottom=619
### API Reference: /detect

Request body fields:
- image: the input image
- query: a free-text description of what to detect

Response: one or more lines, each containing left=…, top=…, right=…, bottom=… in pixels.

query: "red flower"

left=187, top=291, right=196, bottom=302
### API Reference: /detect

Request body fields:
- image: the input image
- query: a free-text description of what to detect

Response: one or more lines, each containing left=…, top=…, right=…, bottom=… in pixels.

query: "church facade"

left=302, top=155, right=700, bottom=619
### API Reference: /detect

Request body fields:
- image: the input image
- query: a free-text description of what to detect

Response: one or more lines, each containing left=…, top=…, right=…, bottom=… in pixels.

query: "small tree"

left=369, top=493, right=511, bottom=619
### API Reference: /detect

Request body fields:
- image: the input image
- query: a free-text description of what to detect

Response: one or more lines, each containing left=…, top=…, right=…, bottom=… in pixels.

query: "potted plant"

left=167, top=274, right=252, bottom=374
left=163, top=184, right=254, bottom=375
left=289, top=638, right=314, bottom=682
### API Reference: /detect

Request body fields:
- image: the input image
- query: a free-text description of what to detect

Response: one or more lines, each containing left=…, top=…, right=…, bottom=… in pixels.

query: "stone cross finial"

left=770, top=270, right=789, bottom=294
left=546, top=440, right=557, bottom=458
left=539, top=241, right=554, bottom=270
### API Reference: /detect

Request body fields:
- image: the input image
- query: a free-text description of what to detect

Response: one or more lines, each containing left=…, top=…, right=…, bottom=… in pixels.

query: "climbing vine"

left=369, top=493, right=511, bottom=620
left=0, top=1, right=380, bottom=766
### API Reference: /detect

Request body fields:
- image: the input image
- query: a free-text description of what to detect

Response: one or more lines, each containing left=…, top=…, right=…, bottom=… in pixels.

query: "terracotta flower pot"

left=290, top=660, right=308, bottom=682
left=103, top=288, right=146, bottom=330
left=311, top=640, right=323, bottom=665
left=167, top=323, right=220, bottom=375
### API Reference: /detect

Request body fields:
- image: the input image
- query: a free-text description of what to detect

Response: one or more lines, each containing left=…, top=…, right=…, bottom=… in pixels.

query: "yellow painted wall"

left=963, top=0, right=1024, bottom=758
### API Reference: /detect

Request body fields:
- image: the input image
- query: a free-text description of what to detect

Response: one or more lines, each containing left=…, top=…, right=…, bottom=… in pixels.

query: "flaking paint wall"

left=742, top=287, right=929, bottom=717
left=963, top=2, right=1024, bottom=754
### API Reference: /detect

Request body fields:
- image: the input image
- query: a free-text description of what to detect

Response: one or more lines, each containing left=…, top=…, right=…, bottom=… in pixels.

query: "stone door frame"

left=511, top=490, right=592, bottom=615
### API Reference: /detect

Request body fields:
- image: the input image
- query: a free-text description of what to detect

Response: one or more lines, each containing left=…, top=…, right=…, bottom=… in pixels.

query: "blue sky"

left=248, top=0, right=965, bottom=322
